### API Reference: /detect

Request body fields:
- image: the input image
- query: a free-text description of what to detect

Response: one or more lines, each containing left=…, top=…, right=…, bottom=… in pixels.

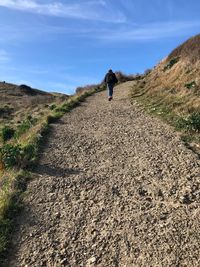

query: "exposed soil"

left=5, top=82, right=200, bottom=267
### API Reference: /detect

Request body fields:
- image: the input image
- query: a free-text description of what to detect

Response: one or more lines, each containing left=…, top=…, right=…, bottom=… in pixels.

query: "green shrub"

left=55, top=98, right=81, bottom=114
left=14, top=117, right=37, bottom=138
left=188, top=112, right=200, bottom=131
left=22, top=144, right=37, bottom=165
left=163, top=57, right=179, bottom=71
left=185, top=81, right=196, bottom=89
left=49, top=104, right=57, bottom=110
left=181, top=134, right=193, bottom=143
left=176, top=112, right=200, bottom=132
left=1, top=127, right=15, bottom=143
left=56, top=103, right=73, bottom=113
left=46, top=112, right=63, bottom=124
left=0, top=144, right=22, bottom=169
left=0, top=143, right=37, bottom=169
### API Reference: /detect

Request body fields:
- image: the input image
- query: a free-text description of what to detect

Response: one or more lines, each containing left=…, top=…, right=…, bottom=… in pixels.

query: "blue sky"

left=0, top=0, right=200, bottom=94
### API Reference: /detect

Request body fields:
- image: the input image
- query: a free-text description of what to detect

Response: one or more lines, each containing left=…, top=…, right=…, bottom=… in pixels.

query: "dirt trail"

left=6, top=82, right=200, bottom=267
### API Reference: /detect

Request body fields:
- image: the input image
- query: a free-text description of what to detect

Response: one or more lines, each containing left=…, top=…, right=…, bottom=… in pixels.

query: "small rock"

left=181, top=193, right=193, bottom=204
left=87, top=256, right=96, bottom=264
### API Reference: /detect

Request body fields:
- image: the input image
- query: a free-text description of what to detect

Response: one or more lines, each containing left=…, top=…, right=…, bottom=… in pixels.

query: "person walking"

left=104, top=69, right=118, bottom=101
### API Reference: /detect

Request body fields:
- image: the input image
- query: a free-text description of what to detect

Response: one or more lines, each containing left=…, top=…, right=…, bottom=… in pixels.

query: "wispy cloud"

left=0, top=0, right=126, bottom=23
left=1, top=19, right=199, bottom=46
left=0, top=49, right=10, bottom=62
left=98, top=20, right=200, bottom=41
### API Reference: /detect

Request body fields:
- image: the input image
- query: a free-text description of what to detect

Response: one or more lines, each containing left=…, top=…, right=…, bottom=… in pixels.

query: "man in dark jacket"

left=104, top=69, right=118, bottom=101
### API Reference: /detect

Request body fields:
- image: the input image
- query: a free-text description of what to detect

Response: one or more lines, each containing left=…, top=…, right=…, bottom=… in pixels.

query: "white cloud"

left=0, top=0, right=126, bottom=23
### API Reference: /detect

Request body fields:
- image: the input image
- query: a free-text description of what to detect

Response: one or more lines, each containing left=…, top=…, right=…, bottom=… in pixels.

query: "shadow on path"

left=34, top=164, right=81, bottom=177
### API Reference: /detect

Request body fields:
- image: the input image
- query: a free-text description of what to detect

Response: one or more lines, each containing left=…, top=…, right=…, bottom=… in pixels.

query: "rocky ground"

left=4, top=81, right=200, bottom=267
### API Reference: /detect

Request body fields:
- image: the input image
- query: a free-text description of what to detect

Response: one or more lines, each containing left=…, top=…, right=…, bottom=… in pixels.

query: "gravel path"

left=6, top=82, right=200, bottom=267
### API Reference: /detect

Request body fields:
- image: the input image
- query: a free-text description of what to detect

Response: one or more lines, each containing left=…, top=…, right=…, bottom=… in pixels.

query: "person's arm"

left=104, top=74, right=107, bottom=83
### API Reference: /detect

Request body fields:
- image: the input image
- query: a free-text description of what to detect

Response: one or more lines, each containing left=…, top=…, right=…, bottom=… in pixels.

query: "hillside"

left=168, top=34, right=200, bottom=63
left=0, top=82, right=68, bottom=126
left=131, top=34, right=200, bottom=152
left=132, top=34, right=200, bottom=114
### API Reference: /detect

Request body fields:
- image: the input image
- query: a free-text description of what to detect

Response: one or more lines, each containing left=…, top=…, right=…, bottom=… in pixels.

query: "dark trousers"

left=107, top=83, right=114, bottom=97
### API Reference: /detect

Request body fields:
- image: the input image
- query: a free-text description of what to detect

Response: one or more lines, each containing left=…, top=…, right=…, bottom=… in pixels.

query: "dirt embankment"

left=5, top=81, right=200, bottom=267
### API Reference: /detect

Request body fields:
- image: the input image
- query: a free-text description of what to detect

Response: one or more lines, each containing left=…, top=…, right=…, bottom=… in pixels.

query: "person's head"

left=108, top=69, right=113, bottom=73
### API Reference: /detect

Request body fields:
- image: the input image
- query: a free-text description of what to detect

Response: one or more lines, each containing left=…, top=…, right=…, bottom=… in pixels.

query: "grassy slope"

left=131, top=34, right=200, bottom=145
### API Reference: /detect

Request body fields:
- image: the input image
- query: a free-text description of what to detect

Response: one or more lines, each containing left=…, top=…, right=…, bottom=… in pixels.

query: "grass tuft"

left=163, top=57, right=180, bottom=71
left=184, top=81, right=197, bottom=89
left=176, top=112, right=200, bottom=132
left=1, top=127, right=15, bottom=143
left=14, top=117, right=37, bottom=139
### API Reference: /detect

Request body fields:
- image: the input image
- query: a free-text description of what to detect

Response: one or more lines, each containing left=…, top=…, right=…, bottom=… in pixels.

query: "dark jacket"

left=104, top=72, right=118, bottom=84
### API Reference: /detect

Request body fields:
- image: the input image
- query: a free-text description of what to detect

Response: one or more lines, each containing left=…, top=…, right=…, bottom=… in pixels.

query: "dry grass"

left=131, top=34, right=200, bottom=146
left=0, top=82, right=68, bottom=128
left=168, top=34, right=200, bottom=63
left=132, top=34, right=200, bottom=113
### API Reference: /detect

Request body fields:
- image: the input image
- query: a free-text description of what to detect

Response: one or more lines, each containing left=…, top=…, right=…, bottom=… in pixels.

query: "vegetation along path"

left=6, top=82, right=200, bottom=267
